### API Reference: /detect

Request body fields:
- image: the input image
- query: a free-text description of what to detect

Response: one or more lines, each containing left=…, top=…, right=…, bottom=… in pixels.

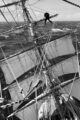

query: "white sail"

left=0, top=29, right=79, bottom=120
left=43, top=34, right=75, bottom=59
left=9, top=34, right=79, bottom=120
left=0, top=33, right=75, bottom=85
left=0, top=49, right=39, bottom=84
left=0, top=0, right=80, bottom=120
left=16, top=95, right=56, bottom=120
left=63, top=77, right=80, bottom=100
left=50, top=55, right=78, bottom=78
left=8, top=74, right=44, bottom=110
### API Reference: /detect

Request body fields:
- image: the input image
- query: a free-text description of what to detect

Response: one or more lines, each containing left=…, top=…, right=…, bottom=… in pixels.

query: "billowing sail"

left=17, top=95, right=56, bottom=120
left=42, top=33, right=78, bottom=81
left=0, top=48, right=41, bottom=110
left=49, top=55, right=78, bottom=80
left=43, top=34, right=75, bottom=59
left=0, top=33, right=76, bottom=87
left=64, top=77, right=80, bottom=100
left=0, top=49, right=40, bottom=84
left=0, top=0, right=80, bottom=119
left=1, top=32, right=78, bottom=120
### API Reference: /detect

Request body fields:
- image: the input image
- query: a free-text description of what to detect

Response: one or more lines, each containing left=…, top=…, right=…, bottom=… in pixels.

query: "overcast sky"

left=0, top=0, right=80, bottom=21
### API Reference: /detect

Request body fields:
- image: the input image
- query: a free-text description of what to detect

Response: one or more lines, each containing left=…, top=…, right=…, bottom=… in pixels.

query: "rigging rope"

left=31, top=5, right=55, bottom=15
left=53, top=38, right=66, bottom=83
left=27, top=2, right=38, bottom=20
left=68, top=33, right=80, bottom=100
left=0, top=47, right=25, bottom=98
left=2, top=0, right=18, bottom=25
left=43, top=33, right=75, bottom=97
left=28, top=0, right=40, bottom=6
left=0, top=9, right=11, bottom=28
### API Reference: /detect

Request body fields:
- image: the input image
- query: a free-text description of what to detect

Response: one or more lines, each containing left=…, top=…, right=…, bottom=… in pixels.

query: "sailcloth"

left=0, top=32, right=79, bottom=120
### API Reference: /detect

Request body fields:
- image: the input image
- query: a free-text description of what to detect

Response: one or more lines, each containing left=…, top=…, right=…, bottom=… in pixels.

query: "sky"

left=0, top=0, right=80, bottom=21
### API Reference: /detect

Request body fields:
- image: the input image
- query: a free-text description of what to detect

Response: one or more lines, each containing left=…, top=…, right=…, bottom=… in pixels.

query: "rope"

left=15, top=5, right=20, bottom=21
left=31, top=6, right=55, bottom=15
left=1, top=0, right=18, bottom=25
left=29, top=7, right=44, bottom=13
left=28, top=0, right=40, bottom=6
left=68, top=33, right=79, bottom=100
left=75, top=33, right=80, bottom=76
left=0, top=9, right=11, bottom=27
left=27, top=2, right=38, bottom=20
left=0, top=47, right=25, bottom=98
left=43, top=32, right=74, bottom=98
left=35, top=87, right=38, bottom=120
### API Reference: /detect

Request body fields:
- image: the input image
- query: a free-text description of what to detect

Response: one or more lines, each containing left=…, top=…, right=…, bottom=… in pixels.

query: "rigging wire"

left=29, top=7, right=44, bottom=14
left=43, top=32, right=62, bottom=83
left=0, top=0, right=66, bottom=119
left=62, top=0, right=80, bottom=9
left=35, top=87, right=38, bottom=120
left=7, top=78, right=74, bottom=119
left=28, top=0, right=40, bottom=6
left=19, top=28, right=55, bottom=87
left=0, top=32, right=65, bottom=91
left=1, top=2, right=79, bottom=116
left=50, top=37, right=65, bottom=81
left=68, top=33, right=80, bottom=100
left=27, top=2, right=38, bottom=20
left=3, top=2, right=39, bottom=92
left=0, top=47, right=25, bottom=99
left=31, top=5, right=55, bottom=15
left=0, top=33, right=53, bottom=91
left=32, top=31, right=51, bottom=78
left=0, top=16, right=71, bottom=120
left=0, top=9, right=11, bottom=28
left=15, top=6, right=24, bottom=22
left=0, top=3, right=38, bottom=93
left=32, top=31, right=53, bottom=83
left=36, top=30, right=65, bottom=93
left=0, top=1, right=41, bottom=104
left=1, top=0, right=18, bottom=25
left=43, top=32, right=75, bottom=98
left=15, top=5, right=20, bottom=21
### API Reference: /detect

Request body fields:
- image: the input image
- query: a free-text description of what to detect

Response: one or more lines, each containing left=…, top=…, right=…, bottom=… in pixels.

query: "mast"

left=0, top=0, right=80, bottom=120
left=21, top=0, right=34, bottom=41
left=34, top=26, right=65, bottom=119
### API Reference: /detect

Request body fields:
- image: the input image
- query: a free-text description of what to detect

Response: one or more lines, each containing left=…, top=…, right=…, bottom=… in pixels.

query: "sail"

left=43, top=34, right=75, bottom=59
left=0, top=0, right=80, bottom=120
left=8, top=74, right=44, bottom=110
left=49, top=55, right=78, bottom=80
left=0, top=33, right=77, bottom=98
left=0, top=32, right=75, bottom=85
left=2, top=32, right=79, bottom=120
left=63, top=77, right=80, bottom=100
left=17, top=101, right=40, bottom=120
left=0, top=49, right=40, bottom=84
left=16, top=95, right=56, bottom=120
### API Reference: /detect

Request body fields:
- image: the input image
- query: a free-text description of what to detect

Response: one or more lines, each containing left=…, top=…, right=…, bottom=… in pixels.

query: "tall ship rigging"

left=0, top=0, right=80, bottom=120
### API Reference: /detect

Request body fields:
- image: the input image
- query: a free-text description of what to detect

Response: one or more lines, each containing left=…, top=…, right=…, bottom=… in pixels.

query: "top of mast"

left=21, top=0, right=32, bottom=23
left=21, top=0, right=34, bottom=39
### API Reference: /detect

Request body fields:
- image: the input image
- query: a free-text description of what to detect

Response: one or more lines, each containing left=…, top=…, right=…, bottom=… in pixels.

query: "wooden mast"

left=21, top=0, right=34, bottom=41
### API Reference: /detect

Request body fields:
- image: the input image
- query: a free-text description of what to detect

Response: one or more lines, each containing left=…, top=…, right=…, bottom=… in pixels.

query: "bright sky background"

left=0, top=0, right=80, bottom=21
